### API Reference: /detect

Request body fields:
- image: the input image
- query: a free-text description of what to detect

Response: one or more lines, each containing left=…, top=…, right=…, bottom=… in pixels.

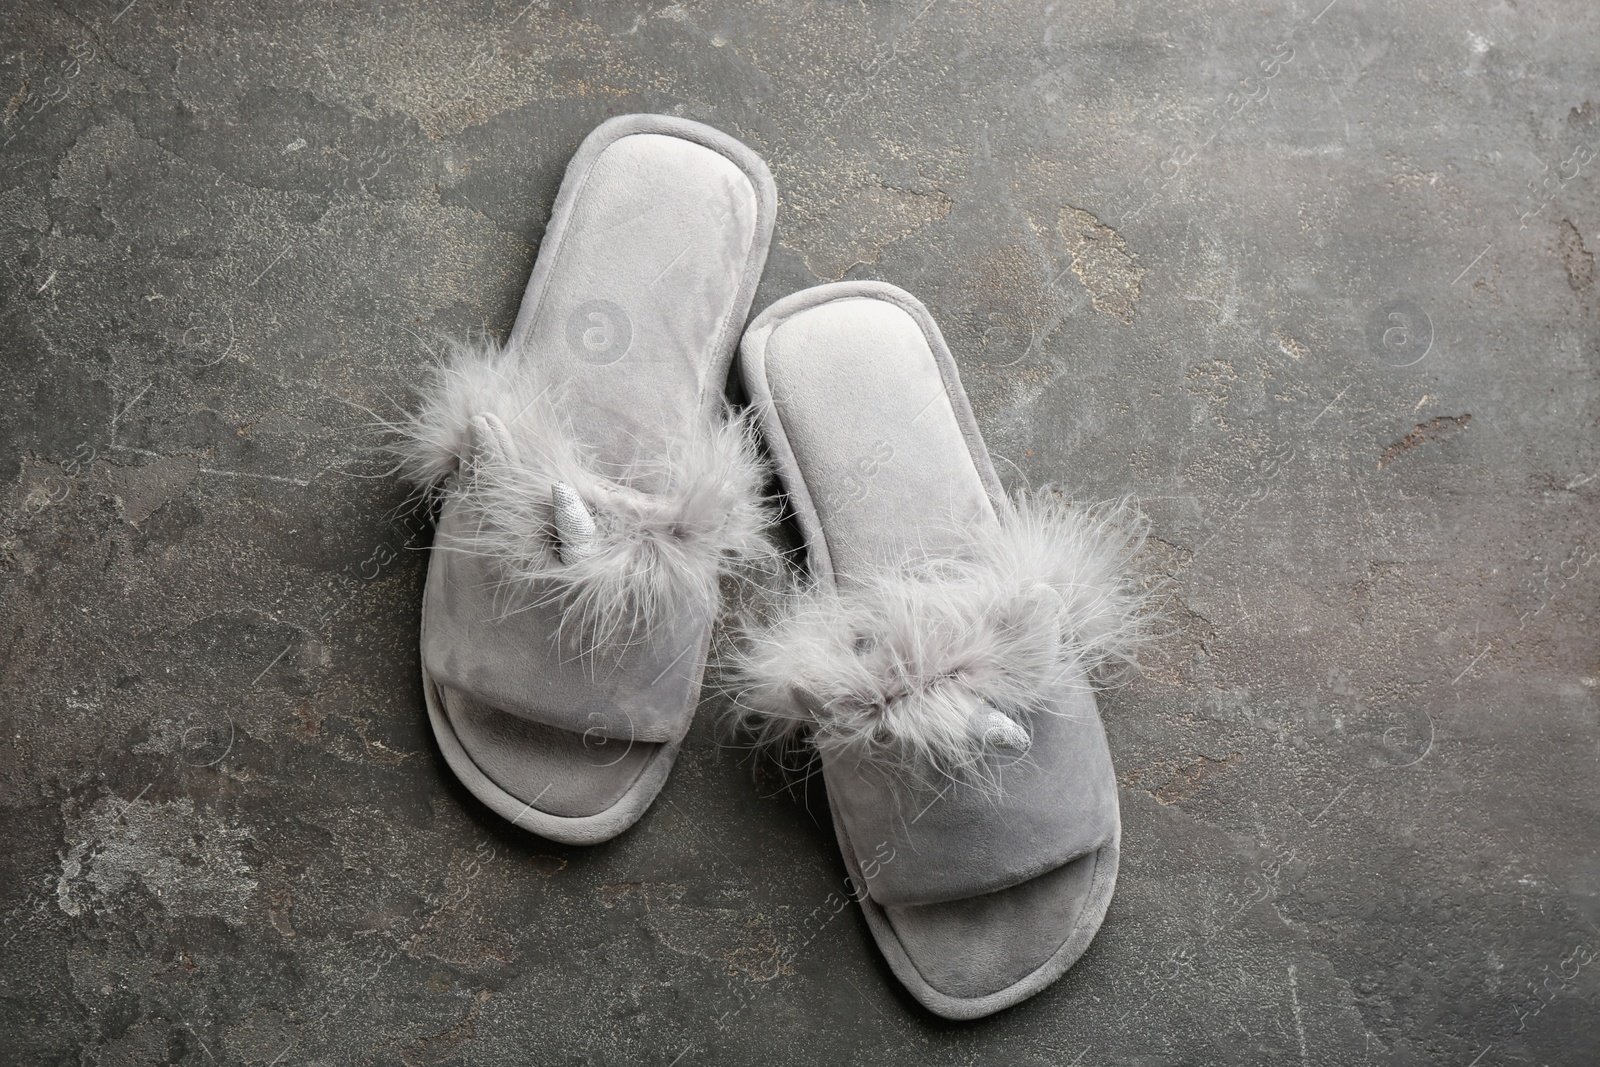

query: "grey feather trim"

left=383, top=337, right=774, bottom=646
left=727, top=493, right=1150, bottom=781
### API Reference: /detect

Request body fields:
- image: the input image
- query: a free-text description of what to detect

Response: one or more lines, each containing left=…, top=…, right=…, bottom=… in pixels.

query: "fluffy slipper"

left=390, top=115, right=777, bottom=845
left=732, top=281, right=1147, bottom=1017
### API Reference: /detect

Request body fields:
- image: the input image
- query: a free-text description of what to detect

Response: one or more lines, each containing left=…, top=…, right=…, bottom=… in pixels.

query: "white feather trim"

left=728, top=493, right=1150, bottom=781
left=384, top=337, right=774, bottom=645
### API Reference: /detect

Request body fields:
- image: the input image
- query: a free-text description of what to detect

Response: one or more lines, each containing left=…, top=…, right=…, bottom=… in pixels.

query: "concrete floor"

left=2, top=0, right=1597, bottom=1063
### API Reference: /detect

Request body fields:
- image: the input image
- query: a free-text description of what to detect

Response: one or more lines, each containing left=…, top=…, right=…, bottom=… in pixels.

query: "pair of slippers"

left=388, top=115, right=1147, bottom=1020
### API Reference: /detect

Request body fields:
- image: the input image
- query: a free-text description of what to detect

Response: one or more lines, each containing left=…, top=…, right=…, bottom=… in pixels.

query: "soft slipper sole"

left=831, top=796, right=1119, bottom=1019
left=422, top=645, right=684, bottom=845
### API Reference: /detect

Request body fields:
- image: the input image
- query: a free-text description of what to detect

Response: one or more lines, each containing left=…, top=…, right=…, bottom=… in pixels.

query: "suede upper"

left=823, top=677, right=1118, bottom=906
left=422, top=492, right=711, bottom=744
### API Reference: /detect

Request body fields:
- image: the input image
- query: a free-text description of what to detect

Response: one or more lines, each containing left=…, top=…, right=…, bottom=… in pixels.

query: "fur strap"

left=386, top=338, right=771, bottom=643
left=730, top=494, right=1148, bottom=780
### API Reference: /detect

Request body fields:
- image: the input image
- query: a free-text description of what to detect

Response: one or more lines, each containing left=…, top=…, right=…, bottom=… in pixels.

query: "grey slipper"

left=390, top=115, right=777, bottom=845
left=732, top=281, right=1148, bottom=1018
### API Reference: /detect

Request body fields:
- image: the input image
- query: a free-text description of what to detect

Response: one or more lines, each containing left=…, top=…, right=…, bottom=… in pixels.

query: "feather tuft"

left=727, top=492, right=1151, bottom=784
left=382, top=337, right=775, bottom=647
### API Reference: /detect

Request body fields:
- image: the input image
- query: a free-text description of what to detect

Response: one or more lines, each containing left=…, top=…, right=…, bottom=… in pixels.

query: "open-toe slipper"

left=733, top=280, right=1146, bottom=1017
left=392, top=114, right=777, bottom=845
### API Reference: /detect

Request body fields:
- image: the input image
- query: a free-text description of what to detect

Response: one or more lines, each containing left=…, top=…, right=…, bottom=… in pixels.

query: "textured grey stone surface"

left=2, top=1, right=1596, bottom=1063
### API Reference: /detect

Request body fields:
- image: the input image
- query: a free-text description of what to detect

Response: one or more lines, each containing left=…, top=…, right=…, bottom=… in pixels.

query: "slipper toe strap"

left=730, top=493, right=1145, bottom=903
left=825, top=683, right=1118, bottom=907
left=423, top=505, right=710, bottom=743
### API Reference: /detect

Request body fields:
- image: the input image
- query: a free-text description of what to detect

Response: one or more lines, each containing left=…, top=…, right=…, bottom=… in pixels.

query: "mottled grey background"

left=2, top=0, right=1597, bottom=1064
